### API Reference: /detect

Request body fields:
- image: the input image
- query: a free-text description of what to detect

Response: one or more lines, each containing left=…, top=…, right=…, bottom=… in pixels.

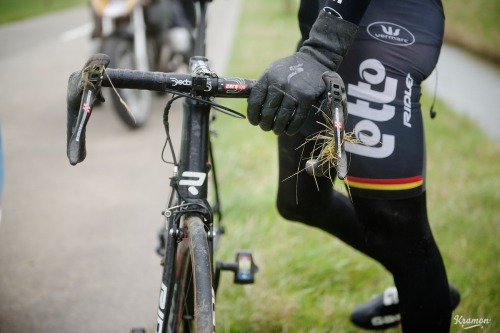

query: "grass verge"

left=0, top=0, right=85, bottom=24
left=1, top=0, right=498, bottom=64
left=442, top=0, right=500, bottom=64
left=212, top=0, right=499, bottom=332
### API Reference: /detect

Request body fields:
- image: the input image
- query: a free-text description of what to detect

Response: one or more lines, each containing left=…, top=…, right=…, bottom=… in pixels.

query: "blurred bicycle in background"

left=88, top=0, right=195, bottom=128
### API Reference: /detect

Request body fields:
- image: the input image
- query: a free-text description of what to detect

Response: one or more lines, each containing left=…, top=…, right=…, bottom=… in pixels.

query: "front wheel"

left=101, top=36, right=152, bottom=129
left=167, top=215, right=214, bottom=333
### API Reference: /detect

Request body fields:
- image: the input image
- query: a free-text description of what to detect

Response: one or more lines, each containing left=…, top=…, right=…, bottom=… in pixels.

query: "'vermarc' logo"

left=367, top=22, right=415, bottom=46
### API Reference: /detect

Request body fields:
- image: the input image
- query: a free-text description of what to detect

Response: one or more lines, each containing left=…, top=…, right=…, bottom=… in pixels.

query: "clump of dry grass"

left=290, top=109, right=360, bottom=183
left=282, top=108, right=361, bottom=202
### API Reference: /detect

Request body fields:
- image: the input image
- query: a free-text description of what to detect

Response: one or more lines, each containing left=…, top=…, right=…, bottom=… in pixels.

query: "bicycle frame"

left=168, top=0, right=214, bottom=218
left=156, top=1, right=218, bottom=331
left=66, top=1, right=345, bottom=331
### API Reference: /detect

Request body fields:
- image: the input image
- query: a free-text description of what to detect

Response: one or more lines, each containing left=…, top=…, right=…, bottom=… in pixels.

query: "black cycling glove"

left=247, top=10, right=358, bottom=135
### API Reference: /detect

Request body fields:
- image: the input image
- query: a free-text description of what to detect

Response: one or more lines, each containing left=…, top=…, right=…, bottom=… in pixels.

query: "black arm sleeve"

left=323, top=0, right=371, bottom=25
left=298, top=0, right=371, bottom=42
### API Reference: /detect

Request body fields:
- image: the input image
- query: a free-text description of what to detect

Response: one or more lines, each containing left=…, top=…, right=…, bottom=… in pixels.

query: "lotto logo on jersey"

left=345, top=58, right=396, bottom=159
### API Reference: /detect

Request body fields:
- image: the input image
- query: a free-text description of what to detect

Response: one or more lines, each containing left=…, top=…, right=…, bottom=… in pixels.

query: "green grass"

left=0, top=0, right=85, bottom=24
left=442, top=0, right=500, bottom=63
left=211, top=0, right=500, bottom=332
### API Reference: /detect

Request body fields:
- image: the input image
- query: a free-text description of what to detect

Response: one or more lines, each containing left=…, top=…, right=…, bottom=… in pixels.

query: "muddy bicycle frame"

left=67, top=0, right=346, bottom=331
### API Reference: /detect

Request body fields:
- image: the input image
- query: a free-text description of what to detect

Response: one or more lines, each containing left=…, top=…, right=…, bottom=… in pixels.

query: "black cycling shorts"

left=298, top=0, right=444, bottom=199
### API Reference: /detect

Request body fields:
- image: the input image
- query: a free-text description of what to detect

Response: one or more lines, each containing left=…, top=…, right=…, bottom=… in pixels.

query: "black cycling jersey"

left=298, top=0, right=444, bottom=199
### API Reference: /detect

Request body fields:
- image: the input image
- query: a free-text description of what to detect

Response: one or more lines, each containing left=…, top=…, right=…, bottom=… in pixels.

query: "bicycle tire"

left=101, top=36, right=152, bottom=129
left=167, top=215, right=214, bottom=333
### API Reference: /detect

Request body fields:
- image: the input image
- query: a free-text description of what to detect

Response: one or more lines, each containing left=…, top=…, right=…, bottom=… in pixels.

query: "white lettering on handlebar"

left=224, top=83, right=248, bottom=91
left=170, top=78, right=192, bottom=86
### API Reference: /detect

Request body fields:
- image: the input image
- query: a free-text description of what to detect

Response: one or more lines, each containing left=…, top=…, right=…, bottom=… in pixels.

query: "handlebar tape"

left=66, top=53, right=255, bottom=165
left=101, top=68, right=255, bottom=98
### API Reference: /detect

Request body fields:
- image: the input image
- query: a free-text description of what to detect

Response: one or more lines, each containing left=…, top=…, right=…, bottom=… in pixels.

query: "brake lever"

left=305, top=71, right=348, bottom=180
left=67, top=56, right=108, bottom=165
left=323, top=71, right=348, bottom=180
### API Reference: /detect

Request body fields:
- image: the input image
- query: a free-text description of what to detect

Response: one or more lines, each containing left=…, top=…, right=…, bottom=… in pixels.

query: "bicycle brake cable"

left=160, top=88, right=244, bottom=167
left=161, top=94, right=183, bottom=165
left=162, top=88, right=246, bottom=119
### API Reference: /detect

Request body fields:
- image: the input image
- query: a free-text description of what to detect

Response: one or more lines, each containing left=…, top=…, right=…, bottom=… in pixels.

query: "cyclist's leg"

left=277, top=115, right=452, bottom=333
left=277, top=115, right=452, bottom=332
left=336, top=0, right=451, bottom=329
left=351, top=194, right=451, bottom=332
left=277, top=132, right=373, bottom=257
left=277, top=128, right=451, bottom=333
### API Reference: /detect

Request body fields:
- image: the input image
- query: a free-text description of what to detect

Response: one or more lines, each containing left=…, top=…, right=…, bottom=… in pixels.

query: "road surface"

left=0, top=1, right=242, bottom=332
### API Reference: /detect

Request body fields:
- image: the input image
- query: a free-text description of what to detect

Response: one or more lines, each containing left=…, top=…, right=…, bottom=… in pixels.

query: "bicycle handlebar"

left=67, top=54, right=256, bottom=166
left=68, top=55, right=348, bottom=181
left=101, top=68, right=256, bottom=98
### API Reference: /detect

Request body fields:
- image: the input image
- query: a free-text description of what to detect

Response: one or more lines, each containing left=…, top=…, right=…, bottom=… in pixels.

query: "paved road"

left=0, top=1, right=242, bottom=332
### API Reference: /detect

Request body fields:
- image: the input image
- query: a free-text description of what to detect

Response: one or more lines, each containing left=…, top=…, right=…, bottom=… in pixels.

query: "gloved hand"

left=247, top=11, right=358, bottom=135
